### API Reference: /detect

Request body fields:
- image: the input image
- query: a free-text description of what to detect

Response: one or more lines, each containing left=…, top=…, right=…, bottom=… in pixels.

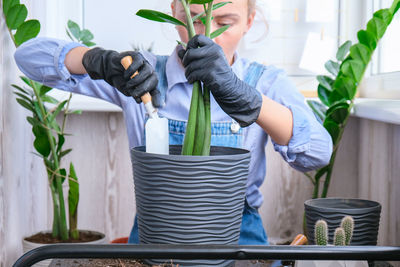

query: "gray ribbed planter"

left=131, top=145, right=250, bottom=267
left=304, top=198, right=381, bottom=245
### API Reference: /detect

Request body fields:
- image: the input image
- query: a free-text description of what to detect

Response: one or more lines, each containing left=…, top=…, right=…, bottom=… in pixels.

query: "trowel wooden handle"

left=290, top=234, right=308, bottom=245
left=121, top=56, right=151, bottom=104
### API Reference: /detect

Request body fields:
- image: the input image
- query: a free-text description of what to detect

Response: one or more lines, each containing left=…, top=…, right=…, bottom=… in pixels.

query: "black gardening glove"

left=82, top=48, right=160, bottom=107
left=178, top=35, right=263, bottom=127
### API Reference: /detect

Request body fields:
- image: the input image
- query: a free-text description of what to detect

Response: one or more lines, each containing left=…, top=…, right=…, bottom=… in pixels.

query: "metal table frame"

left=13, top=244, right=400, bottom=267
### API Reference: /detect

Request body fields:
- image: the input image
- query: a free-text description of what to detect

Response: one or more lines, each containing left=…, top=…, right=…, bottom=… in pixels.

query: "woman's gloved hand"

left=178, top=34, right=263, bottom=127
left=82, top=48, right=160, bottom=107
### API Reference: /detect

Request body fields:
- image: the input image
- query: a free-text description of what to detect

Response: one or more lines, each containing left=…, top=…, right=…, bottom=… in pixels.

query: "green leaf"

left=83, top=41, right=96, bottom=47
left=341, top=59, right=364, bottom=83
left=307, top=100, right=327, bottom=123
left=333, top=76, right=357, bottom=100
left=210, top=25, right=230, bottom=39
left=315, top=165, right=330, bottom=181
left=349, top=43, right=371, bottom=65
left=41, top=95, right=59, bottom=104
left=324, top=60, right=340, bottom=77
left=59, top=168, right=67, bottom=184
left=328, top=89, right=346, bottom=105
left=59, top=149, right=72, bottom=159
left=374, top=9, right=393, bottom=25
left=16, top=98, right=34, bottom=112
left=79, top=29, right=94, bottom=43
left=317, top=75, right=334, bottom=90
left=14, top=19, right=41, bottom=46
left=32, top=125, right=51, bottom=157
left=6, top=4, right=27, bottom=30
left=39, top=85, right=52, bottom=96
left=336, top=40, right=352, bottom=62
left=367, top=17, right=387, bottom=39
left=57, top=135, right=65, bottom=152
left=14, top=91, right=32, bottom=103
left=67, top=20, right=81, bottom=40
left=66, top=29, right=75, bottom=42
left=325, top=101, right=350, bottom=124
left=212, top=2, right=232, bottom=10
left=357, top=29, right=377, bottom=51
left=26, top=116, right=40, bottom=127
left=20, top=76, right=33, bottom=87
left=12, top=84, right=30, bottom=95
left=136, top=9, right=186, bottom=27
left=3, top=0, right=19, bottom=15
left=323, top=118, right=340, bottom=145
left=318, top=84, right=331, bottom=106
left=393, top=2, right=400, bottom=14
left=68, top=163, right=79, bottom=220
left=189, top=0, right=213, bottom=3
left=67, top=110, right=82, bottom=115
left=52, top=100, right=68, bottom=118
left=33, top=101, right=44, bottom=121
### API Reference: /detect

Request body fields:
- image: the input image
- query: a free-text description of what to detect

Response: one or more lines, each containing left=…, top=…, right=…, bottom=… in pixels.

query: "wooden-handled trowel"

left=121, top=56, right=169, bottom=155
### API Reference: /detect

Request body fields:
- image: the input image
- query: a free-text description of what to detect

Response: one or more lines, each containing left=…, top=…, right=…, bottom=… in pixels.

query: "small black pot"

left=131, top=145, right=250, bottom=266
left=304, top=198, right=381, bottom=245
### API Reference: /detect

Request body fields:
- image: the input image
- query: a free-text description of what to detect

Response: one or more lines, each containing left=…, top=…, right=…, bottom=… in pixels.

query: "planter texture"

left=304, top=198, right=381, bottom=245
left=131, top=145, right=250, bottom=266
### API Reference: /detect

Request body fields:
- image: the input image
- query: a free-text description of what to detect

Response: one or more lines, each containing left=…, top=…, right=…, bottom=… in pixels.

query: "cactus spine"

left=315, top=220, right=328, bottom=245
left=333, top=227, right=346, bottom=246
left=340, top=216, right=354, bottom=245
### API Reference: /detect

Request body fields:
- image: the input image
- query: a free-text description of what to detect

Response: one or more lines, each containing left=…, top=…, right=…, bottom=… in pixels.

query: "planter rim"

left=23, top=229, right=106, bottom=244
left=305, top=198, right=381, bottom=213
left=132, top=145, right=250, bottom=161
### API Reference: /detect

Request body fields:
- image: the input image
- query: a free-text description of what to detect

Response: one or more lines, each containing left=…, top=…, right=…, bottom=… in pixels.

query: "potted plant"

left=296, top=216, right=368, bottom=267
left=3, top=1, right=105, bottom=265
left=302, top=0, right=399, bottom=242
left=131, top=1, right=250, bottom=266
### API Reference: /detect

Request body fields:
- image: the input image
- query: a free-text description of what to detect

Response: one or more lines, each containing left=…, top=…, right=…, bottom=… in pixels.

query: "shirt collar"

left=165, top=46, right=242, bottom=90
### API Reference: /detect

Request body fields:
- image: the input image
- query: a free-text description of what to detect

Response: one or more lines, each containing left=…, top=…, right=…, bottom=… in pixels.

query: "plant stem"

left=390, top=0, right=400, bottom=14
left=193, top=85, right=205, bottom=155
left=182, top=82, right=199, bottom=155
left=61, top=93, right=73, bottom=134
left=31, top=81, right=69, bottom=240
left=181, top=0, right=195, bottom=38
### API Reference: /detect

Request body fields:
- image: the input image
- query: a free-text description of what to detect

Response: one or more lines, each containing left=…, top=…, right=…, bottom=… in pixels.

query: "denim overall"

left=128, top=56, right=268, bottom=245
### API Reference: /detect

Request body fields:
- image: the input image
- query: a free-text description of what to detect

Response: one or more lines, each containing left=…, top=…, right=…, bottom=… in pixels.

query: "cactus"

left=340, top=216, right=354, bottom=245
left=315, top=220, right=328, bottom=245
left=333, top=227, right=346, bottom=246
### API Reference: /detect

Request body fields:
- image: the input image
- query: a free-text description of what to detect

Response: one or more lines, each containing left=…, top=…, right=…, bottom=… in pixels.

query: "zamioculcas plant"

left=3, top=0, right=95, bottom=241
left=305, top=0, right=400, bottom=199
left=136, top=0, right=231, bottom=156
left=315, top=216, right=354, bottom=246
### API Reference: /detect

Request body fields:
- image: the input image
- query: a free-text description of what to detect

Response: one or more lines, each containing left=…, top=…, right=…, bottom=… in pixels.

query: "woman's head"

left=171, top=0, right=256, bottom=64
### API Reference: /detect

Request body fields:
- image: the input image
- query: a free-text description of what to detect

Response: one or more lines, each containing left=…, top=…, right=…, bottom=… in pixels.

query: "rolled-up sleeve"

left=14, top=37, right=124, bottom=107
left=258, top=66, right=333, bottom=172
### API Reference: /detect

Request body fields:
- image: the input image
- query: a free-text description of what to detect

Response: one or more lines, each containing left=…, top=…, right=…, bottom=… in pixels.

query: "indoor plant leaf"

left=367, top=17, right=387, bottom=39
left=374, top=8, right=393, bottom=25
left=2, top=0, right=19, bottom=15
left=14, top=19, right=40, bottom=46
left=324, top=60, right=340, bottom=77
left=317, top=84, right=332, bottom=107
left=67, top=20, right=81, bottom=40
left=336, top=40, right=352, bottom=62
left=41, top=95, right=59, bottom=104
left=325, top=101, right=350, bottom=124
left=14, top=91, right=32, bottom=103
left=16, top=98, right=34, bottom=112
left=12, top=84, right=30, bottom=95
left=79, top=29, right=94, bottom=43
left=57, top=135, right=65, bottom=153
left=333, top=76, right=357, bottom=100
left=357, top=29, right=377, bottom=51
left=323, top=118, right=340, bottom=145
left=210, top=25, right=229, bottom=39
left=316, top=75, right=334, bottom=91
left=6, top=4, right=27, bottom=30
left=59, top=149, right=72, bottom=160
left=307, top=100, right=327, bottom=123
left=39, top=85, right=53, bottom=96
left=189, top=0, right=213, bottom=4
left=68, top=163, right=79, bottom=229
left=349, top=44, right=371, bottom=65
left=136, top=9, right=186, bottom=27
left=340, top=59, right=364, bottom=83
left=32, top=125, right=51, bottom=157
left=82, top=40, right=96, bottom=47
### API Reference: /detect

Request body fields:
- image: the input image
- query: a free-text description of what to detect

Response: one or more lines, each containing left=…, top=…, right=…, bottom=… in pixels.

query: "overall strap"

left=244, top=61, right=267, bottom=88
left=155, top=55, right=169, bottom=106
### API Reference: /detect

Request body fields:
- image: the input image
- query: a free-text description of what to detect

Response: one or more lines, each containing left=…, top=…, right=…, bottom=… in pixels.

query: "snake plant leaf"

left=367, top=17, right=387, bottom=39
left=68, top=163, right=79, bottom=219
left=6, top=4, right=27, bottom=30
left=323, top=118, right=340, bottom=145
left=189, top=0, right=213, bottom=3
left=33, top=125, right=51, bottom=157
left=317, top=75, right=334, bottom=91
left=318, top=84, right=332, bottom=107
left=325, top=101, right=350, bottom=124
left=210, top=25, right=229, bottom=39
left=349, top=43, right=371, bottom=65
left=333, top=75, right=357, bottom=100
left=336, top=40, right=352, bottom=62
left=3, top=0, right=19, bottom=15
left=307, top=99, right=327, bottom=123
left=136, top=9, right=186, bottom=27
left=374, top=9, right=393, bottom=25
left=325, top=60, right=340, bottom=77
left=14, top=19, right=40, bottom=46
left=341, top=59, right=364, bottom=83
left=67, top=20, right=80, bottom=40
left=357, top=29, right=377, bottom=51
